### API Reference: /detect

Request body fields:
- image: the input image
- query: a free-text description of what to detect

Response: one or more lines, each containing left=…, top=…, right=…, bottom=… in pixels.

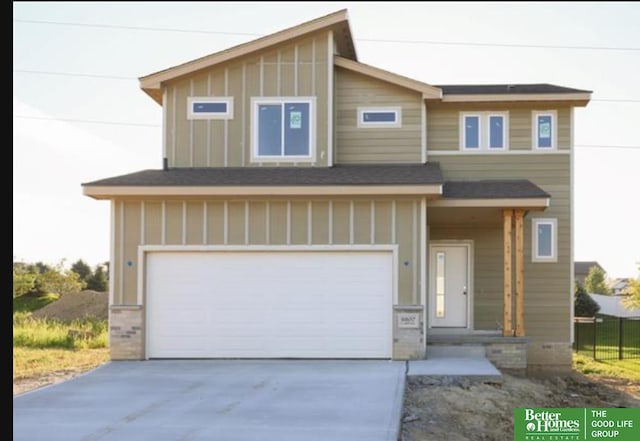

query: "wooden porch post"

left=515, top=209, right=525, bottom=337
left=503, top=209, right=513, bottom=337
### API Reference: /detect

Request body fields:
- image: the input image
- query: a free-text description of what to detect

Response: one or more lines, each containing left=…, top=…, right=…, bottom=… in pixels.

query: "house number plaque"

left=398, top=313, right=420, bottom=328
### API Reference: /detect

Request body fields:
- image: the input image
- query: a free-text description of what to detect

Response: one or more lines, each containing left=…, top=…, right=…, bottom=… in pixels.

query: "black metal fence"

left=574, top=316, right=640, bottom=360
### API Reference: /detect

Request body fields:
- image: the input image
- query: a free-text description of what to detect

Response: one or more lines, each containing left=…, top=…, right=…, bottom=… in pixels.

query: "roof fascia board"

left=440, top=93, right=591, bottom=103
left=334, top=56, right=442, bottom=98
left=430, top=197, right=550, bottom=209
left=83, top=184, right=444, bottom=199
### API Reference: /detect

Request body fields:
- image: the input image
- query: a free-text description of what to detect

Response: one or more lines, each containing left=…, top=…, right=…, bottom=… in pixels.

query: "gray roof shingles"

left=84, top=165, right=549, bottom=200
left=436, top=83, right=591, bottom=95
left=82, top=164, right=444, bottom=187
left=442, top=180, right=549, bottom=199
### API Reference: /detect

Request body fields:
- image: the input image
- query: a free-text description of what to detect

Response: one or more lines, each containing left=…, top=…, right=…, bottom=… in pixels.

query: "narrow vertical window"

left=533, top=111, right=557, bottom=149
left=436, top=251, right=446, bottom=317
left=532, top=218, right=557, bottom=262
left=464, top=115, right=480, bottom=149
left=488, top=115, right=505, bottom=149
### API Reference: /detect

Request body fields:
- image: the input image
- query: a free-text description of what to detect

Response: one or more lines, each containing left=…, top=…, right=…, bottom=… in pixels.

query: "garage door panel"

left=147, top=250, right=392, bottom=358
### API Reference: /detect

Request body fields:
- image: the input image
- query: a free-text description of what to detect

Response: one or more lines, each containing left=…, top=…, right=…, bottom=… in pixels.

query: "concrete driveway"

left=14, top=360, right=405, bottom=441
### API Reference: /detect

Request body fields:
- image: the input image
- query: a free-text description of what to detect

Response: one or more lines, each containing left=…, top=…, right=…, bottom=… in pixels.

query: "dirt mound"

left=402, top=374, right=640, bottom=441
left=31, top=290, right=108, bottom=321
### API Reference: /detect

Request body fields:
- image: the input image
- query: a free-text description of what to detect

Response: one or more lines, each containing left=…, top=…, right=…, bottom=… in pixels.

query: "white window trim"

left=460, top=113, right=482, bottom=150
left=486, top=113, right=509, bottom=150
left=187, top=97, right=234, bottom=120
left=532, top=110, right=557, bottom=150
left=532, top=218, right=557, bottom=262
left=460, top=112, right=509, bottom=151
left=251, top=96, right=316, bottom=163
left=357, top=107, right=402, bottom=128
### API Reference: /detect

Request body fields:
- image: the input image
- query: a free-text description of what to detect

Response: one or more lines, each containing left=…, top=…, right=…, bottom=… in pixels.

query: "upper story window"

left=187, top=97, right=234, bottom=120
left=357, top=107, right=402, bottom=128
left=532, top=218, right=557, bottom=262
left=460, top=112, right=508, bottom=151
left=251, top=97, right=315, bottom=162
left=532, top=110, right=557, bottom=150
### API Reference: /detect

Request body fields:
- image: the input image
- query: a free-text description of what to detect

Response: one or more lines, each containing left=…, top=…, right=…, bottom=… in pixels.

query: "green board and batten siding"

left=163, top=31, right=330, bottom=168
left=111, top=197, right=424, bottom=307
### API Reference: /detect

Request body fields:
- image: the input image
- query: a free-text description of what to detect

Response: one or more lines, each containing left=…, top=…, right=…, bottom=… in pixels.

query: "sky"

left=12, top=2, right=640, bottom=278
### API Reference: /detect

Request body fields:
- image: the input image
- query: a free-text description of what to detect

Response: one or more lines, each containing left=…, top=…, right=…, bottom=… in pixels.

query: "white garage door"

left=146, top=250, right=393, bottom=358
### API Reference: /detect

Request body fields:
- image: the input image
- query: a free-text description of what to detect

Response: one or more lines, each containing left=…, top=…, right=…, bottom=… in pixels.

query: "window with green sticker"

left=533, top=111, right=557, bottom=149
left=252, top=97, right=315, bottom=161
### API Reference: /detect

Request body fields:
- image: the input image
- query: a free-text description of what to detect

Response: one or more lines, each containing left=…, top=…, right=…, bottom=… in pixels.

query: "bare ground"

left=401, top=373, right=640, bottom=441
left=14, top=368, right=95, bottom=396
left=31, top=290, right=108, bottom=321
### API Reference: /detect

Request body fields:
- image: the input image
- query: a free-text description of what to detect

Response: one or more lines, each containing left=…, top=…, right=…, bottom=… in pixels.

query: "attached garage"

left=145, top=247, right=395, bottom=359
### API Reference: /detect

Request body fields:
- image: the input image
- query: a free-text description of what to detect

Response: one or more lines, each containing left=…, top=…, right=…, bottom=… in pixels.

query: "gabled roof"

left=574, top=261, right=604, bottom=275
left=437, top=83, right=591, bottom=104
left=140, top=9, right=356, bottom=103
left=334, top=56, right=442, bottom=99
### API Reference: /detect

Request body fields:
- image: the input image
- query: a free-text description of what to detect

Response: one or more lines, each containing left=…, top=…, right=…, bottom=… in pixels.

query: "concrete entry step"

left=409, top=345, right=503, bottom=382
left=426, top=344, right=486, bottom=358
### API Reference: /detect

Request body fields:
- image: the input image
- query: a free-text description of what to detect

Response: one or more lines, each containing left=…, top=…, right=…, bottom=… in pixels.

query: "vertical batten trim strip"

left=161, top=201, right=166, bottom=245
left=421, top=103, right=427, bottom=163
left=242, top=63, right=247, bottom=165
left=294, top=45, right=299, bottom=95
left=223, top=201, right=229, bottom=245
left=224, top=68, right=229, bottom=167
left=412, top=201, right=418, bottom=304
left=328, top=200, right=333, bottom=245
left=244, top=201, right=250, bottom=245
left=108, top=199, right=116, bottom=306
left=119, top=200, right=124, bottom=305
left=311, top=38, right=316, bottom=96
left=259, top=56, right=264, bottom=96
left=206, top=73, right=211, bottom=166
left=265, top=201, right=270, bottom=245
left=349, top=200, right=355, bottom=244
left=172, top=87, right=177, bottom=165
left=189, top=79, right=194, bottom=167
left=370, top=201, right=375, bottom=244
left=286, top=201, right=292, bottom=245
left=391, top=200, right=397, bottom=244
left=181, top=201, right=187, bottom=245
left=277, top=50, right=281, bottom=95
left=307, top=201, right=312, bottom=245
left=202, top=201, right=208, bottom=245
left=140, top=201, right=145, bottom=246
left=162, top=88, right=168, bottom=162
left=327, top=31, right=334, bottom=167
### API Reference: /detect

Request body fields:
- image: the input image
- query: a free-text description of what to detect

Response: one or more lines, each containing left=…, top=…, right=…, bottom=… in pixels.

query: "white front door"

left=429, top=245, right=469, bottom=328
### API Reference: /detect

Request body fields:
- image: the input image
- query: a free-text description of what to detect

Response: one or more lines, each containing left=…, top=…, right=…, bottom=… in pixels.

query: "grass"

left=12, top=293, right=109, bottom=392
left=13, top=293, right=59, bottom=313
left=573, top=353, right=640, bottom=382
left=13, top=347, right=109, bottom=381
left=13, top=314, right=108, bottom=350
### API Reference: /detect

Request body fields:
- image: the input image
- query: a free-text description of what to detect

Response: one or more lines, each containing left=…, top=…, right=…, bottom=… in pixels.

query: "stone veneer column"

left=393, top=305, right=425, bottom=360
left=110, top=306, right=144, bottom=360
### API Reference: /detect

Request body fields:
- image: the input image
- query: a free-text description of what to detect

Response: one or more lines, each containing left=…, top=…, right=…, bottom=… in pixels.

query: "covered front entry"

left=428, top=243, right=470, bottom=328
left=145, top=247, right=394, bottom=359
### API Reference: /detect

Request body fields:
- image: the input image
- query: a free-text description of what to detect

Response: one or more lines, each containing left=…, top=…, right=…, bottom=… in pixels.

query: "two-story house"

left=83, top=10, right=591, bottom=373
